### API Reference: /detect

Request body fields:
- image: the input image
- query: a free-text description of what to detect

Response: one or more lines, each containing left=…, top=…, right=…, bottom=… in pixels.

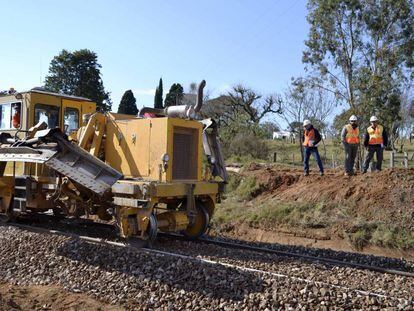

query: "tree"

left=188, top=82, right=198, bottom=94
left=154, top=78, right=163, bottom=109
left=118, top=90, right=138, bottom=115
left=281, top=77, right=335, bottom=160
left=227, top=85, right=282, bottom=124
left=45, top=49, right=112, bottom=111
left=164, top=83, right=184, bottom=107
left=261, top=121, right=280, bottom=139
left=303, top=0, right=414, bottom=137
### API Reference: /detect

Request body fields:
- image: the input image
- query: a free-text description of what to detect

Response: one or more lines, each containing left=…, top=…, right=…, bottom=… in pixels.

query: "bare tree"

left=188, top=82, right=198, bottom=94
left=395, top=88, right=414, bottom=150
left=227, top=85, right=282, bottom=124
left=201, top=85, right=282, bottom=127
left=280, top=77, right=336, bottom=160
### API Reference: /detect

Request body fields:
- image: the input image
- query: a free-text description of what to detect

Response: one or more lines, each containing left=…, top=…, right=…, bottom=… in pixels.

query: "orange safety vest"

left=367, top=125, right=383, bottom=145
left=303, top=128, right=315, bottom=147
left=345, top=124, right=359, bottom=144
left=12, top=111, right=20, bottom=128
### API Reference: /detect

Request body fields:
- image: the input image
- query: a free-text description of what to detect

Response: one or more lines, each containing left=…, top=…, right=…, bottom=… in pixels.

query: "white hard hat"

left=303, top=119, right=311, bottom=126
left=349, top=115, right=357, bottom=121
left=370, top=116, right=378, bottom=122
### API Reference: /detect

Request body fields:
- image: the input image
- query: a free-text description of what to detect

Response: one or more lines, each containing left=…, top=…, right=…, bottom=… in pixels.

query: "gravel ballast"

left=0, top=226, right=413, bottom=310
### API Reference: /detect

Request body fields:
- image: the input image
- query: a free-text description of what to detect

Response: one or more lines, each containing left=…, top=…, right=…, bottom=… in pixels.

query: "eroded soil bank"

left=213, top=164, right=414, bottom=259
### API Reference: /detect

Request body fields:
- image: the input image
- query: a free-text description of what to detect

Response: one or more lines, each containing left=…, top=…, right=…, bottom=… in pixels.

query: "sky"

left=0, top=0, right=309, bottom=118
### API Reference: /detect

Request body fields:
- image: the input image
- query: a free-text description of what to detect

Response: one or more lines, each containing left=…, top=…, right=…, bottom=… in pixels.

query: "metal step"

left=13, top=198, right=26, bottom=212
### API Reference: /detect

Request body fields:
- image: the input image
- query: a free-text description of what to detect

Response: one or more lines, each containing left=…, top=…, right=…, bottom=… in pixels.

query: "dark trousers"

left=363, top=145, right=383, bottom=171
left=304, top=147, right=324, bottom=173
left=344, top=143, right=359, bottom=173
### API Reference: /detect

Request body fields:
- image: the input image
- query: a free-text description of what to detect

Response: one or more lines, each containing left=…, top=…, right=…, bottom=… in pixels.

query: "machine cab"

left=0, top=88, right=96, bottom=176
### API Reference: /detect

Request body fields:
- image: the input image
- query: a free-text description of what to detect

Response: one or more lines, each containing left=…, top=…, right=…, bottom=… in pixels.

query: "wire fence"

left=270, top=150, right=414, bottom=170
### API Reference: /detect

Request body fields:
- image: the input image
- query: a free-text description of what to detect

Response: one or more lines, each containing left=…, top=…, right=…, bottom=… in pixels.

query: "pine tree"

left=44, top=49, right=112, bottom=111
left=118, top=90, right=138, bottom=115
left=164, top=83, right=184, bottom=107
left=154, top=78, right=163, bottom=109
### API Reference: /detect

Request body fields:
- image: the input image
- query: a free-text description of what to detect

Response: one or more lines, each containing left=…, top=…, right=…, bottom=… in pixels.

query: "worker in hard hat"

left=341, top=115, right=359, bottom=176
left=362, top=116, right=388, bottom=173
left=302, top=119, right=324, bottom=176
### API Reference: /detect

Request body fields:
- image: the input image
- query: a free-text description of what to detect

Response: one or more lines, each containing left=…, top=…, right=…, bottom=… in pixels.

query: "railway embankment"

left=214, top=164, right=414, bottom=258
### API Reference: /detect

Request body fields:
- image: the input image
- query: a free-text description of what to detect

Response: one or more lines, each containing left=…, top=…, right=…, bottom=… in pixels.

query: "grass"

left=215, top=172, right=414, bottom=251
left=346, top=220, right=414, bottom=251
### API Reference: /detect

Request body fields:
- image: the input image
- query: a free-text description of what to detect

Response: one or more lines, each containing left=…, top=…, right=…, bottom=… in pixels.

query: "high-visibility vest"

left=345, top=124, right=359, bottom=144
left=367, top=125, right=383, bottom=145
left=303, top=128, right=315, bottom=147
left=12, top=112, right=20, bottom=128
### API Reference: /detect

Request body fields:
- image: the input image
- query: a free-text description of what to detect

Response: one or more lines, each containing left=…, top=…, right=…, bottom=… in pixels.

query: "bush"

left=234, top=176, right=261, bottom=201
left=223, top=131, right=269, bottom=160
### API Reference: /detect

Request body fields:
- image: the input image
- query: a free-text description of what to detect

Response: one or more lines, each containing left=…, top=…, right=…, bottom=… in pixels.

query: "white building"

left=272, top=131, right=296, bottom=140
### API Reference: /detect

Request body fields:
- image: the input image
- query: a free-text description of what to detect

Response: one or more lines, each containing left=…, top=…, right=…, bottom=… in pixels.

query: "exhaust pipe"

left=194, top=80, right=206, bottom=112
left=139, top=80, right=206, bottom=119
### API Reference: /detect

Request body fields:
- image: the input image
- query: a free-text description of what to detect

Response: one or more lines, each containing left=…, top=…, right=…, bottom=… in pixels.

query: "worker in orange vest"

left=12, top=104, right=21, bottom=129
left=362, top=116, right=388, bottom=173
left=341, top=115, right=359, bottom=176
left=302, top=120, right=324, bottom=176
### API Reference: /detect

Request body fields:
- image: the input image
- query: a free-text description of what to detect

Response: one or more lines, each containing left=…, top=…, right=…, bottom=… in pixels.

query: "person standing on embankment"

left=362, top=116, right=388, bottom=173
left=302, top=119, right=324, bottom=176
left=341, top=115, right=359, bottom=176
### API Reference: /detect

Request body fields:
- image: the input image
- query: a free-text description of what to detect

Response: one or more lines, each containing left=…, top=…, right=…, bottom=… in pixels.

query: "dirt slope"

left=245, top=165, right=414, bottom=228
left=215, top=164, right=414, bottom=254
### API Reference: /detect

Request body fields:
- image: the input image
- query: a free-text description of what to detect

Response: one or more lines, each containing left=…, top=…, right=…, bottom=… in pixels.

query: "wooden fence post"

left=404, top=152, right=408, bottom=168
left=390, top=151, right=394, bottom=168
left=332, top=154, right=335, bottom=169
left=273, top=152, right=277, bottom=163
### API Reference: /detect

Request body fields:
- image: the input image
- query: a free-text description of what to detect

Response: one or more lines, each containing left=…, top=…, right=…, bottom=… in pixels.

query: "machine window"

left=0, top=102, right=21, bottom=130
left=34, top=104, right=60, bottom=129
left=64, top=107, right=79, bottom=134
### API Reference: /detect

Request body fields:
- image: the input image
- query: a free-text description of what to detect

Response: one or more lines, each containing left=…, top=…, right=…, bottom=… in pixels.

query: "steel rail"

left=1, top=222, right=412, bottom=305
left=158, top=232, right=414, bottom=278
left=2, top=221, right=414, bottom=278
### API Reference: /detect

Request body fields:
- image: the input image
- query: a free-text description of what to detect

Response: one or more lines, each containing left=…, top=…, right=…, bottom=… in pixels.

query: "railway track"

left=3, top=217, right=414, bottom=278
left=158, top=232, right=414, bottom=278
left=1, top=220, right=414, bottom=305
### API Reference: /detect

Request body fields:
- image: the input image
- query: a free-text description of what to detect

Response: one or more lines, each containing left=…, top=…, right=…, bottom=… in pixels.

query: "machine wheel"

left=0, top=196, right=15, bottom=223
left=0, top=211, right=13, bottom=223
left=128, top=213, right=158, bottom=248
left=145, top=213, right=158, bottom=245
left=182, top=202, right=210, bottom=239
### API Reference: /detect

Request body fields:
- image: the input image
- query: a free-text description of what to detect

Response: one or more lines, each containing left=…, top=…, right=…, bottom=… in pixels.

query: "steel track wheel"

left=0, top=211, right=13, bottom=223
left=128, top=213, right=158, bottom=248
left=0, top=195, right=14, bottom=223
left=182, top=202, right=210, bottom=239
left=145, top=213, right=158, bottom=246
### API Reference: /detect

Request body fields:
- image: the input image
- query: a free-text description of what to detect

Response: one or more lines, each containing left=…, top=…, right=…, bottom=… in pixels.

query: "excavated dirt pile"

left=215, top=164, right=414, bottom=254
left=244, top=164, right=414, bottom=227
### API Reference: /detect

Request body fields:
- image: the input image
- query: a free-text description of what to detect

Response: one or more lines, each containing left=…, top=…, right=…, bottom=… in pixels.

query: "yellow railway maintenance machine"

left=0, top=81, right=227, bottom=244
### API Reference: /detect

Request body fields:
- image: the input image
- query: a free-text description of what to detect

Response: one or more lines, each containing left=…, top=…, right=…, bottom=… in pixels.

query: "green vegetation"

left=118, top=90, right=138, bottom=115
left=164, top=83, right=184, bottom=107
left=45, top=49, right=112, bottom=111
left=154, top=78, right=163, bottom=109
left=215, top=172, right=414, bottom=250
